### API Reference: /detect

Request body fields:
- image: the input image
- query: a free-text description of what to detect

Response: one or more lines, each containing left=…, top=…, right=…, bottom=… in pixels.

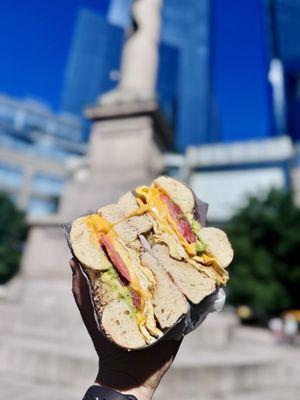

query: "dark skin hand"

left=70, top=258, right=182, bottom=400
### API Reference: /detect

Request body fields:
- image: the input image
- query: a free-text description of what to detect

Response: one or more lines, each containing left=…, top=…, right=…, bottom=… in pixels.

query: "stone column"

left=100, top=0, right=163, bottom=105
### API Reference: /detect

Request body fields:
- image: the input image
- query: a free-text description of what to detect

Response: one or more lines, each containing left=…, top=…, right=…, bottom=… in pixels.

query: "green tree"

left=226, top=189, right=300, bottom=317
left=0, top=193, right=27, bottom=284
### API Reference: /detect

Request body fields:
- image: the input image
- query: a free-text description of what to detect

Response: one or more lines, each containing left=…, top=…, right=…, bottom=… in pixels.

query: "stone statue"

left=100, top=0, right=163, bottom=105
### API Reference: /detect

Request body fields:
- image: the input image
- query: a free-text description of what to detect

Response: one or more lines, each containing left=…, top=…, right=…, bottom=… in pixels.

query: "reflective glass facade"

left=61, top=8, right=124, bottom=115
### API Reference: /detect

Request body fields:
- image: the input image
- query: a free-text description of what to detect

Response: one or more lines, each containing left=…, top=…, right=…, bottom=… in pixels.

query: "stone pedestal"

left=60, top=104, right=165, bottom=220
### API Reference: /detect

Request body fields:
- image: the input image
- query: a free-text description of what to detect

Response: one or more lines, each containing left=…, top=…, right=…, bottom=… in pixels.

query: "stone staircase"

left=154, top=318, right=299, bottom=400
left=0, top=276, right=97, bottom=390
left=0, top=373, right=80, bottom=400
left=1, top=279, right=299, bottom=400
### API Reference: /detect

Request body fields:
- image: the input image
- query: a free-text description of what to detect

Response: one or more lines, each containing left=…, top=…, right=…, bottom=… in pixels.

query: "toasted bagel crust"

left=199, top=227, right=233, bottom=269
left=154, top=176, right=195, bottom=213
left=70, top=217, right=112, bottom=271
left=102, top=299, right=146, bottom=348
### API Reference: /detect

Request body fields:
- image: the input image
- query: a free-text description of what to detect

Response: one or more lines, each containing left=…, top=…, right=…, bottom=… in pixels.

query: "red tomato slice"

left=160, top=194, right=196, bottom=243
left=130, top=288, right=142, bottom=310
left=100, top=233, right=131, bottom=282
left=179, top=219, right=197, bottom=243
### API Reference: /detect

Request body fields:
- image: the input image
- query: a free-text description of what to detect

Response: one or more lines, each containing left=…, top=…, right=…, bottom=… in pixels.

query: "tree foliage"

left=0, top=193, right=27, bottom=284
left=226, top=189, right=300, bottom=317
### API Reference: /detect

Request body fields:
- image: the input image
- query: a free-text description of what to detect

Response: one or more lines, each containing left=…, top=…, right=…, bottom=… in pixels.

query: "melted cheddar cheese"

left=85, top=214, right=112, bottom=236
left=84, top=213, right=160, bottom=341
left=135, top=186, right=197, bottom=256
left=135, top=185, right=228, bottom=285
left=193, top=253, right=229, bottom=285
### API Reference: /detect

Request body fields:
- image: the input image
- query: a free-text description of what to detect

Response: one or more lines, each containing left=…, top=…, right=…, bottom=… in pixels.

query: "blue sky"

left=0, top=0, right=109, bottom=111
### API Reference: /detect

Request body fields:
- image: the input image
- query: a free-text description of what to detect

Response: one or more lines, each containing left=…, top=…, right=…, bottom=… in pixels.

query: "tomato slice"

left=160, top=194, right=196, bottom=243
left=100, top=233, right=131, bottom=282
left=130, top=288, right=142, bottom=310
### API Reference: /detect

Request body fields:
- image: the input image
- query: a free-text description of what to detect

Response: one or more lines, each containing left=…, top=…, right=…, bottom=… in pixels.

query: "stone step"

left=155, top=329, right=300, bottom=399
left=162, top=388, right=299, bottom=400
left=1, top=324, right=299, bottom=400
left=0, top=329, right=284, bottom=396
left=0, top=332, right=97, bottom=388
left=222, top=388, right=299, bottom=400
left=0, top=373, right=83, bottom=400
left=232, top=325, right=275, bottom=345
left=185, top=312, right=239, bottom=348
left=0, top=373, right=298, bottom=400
left=2, top=282, right=299, bottom=399
left=156, top=342, right=281, bottom=399
left=0, top=278, right=88, bottom=343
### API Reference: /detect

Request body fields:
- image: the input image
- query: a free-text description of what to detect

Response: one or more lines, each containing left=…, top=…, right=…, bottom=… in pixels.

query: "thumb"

left=69, top=258, right=83, bottom=305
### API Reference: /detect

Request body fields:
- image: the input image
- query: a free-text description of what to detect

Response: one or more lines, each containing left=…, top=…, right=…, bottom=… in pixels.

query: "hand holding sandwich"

left=70, top=257, right=181, bottom=400
left=66, top=176, right=233, bottom=399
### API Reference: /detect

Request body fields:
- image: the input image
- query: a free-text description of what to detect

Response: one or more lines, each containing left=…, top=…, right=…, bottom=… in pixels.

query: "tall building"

left=160, top=0, right=211, bottom=151
left=211, top=0, right=274, bottom=142
left=61, top=8, right=124, bottom=115
left=156, top=42, right=179, bottom=131
left=0, top=95, right=83, bottom=142
left=274, top=0, right=300, bottom=140
left=108, top=0, right=132, bottom=26
left=0, top=94, right=85, bottom=215
left=61, top=0, right=300, bottom=152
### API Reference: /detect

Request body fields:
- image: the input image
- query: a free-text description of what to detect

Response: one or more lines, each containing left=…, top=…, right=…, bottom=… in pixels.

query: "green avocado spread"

left=186, top=212, right=207, bottom=255
left=101, top=267, right=136, bottom=317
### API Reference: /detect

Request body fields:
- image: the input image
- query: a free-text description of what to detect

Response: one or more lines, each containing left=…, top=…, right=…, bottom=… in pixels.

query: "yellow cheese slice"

left=135, top=186, right=197, bottom=256
left=136, top=185, right=227, bottom=286
left=83, top=214, right=156, bottom=340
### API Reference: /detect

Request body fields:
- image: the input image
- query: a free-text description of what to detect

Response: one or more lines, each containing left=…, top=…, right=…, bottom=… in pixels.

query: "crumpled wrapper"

left=63, top=183, right=225, bottom=350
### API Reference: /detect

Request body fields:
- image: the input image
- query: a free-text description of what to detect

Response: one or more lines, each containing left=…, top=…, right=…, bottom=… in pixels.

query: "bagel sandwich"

left=68, top=176, right=233, bottom=349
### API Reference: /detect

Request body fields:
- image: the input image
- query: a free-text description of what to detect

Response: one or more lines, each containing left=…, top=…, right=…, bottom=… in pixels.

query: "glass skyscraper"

left=274, top=0, right=300, bottom=140
left=61, top=8, right=124, bottom=116
left=212, top=0, right=274, bottom=142
left=160, top=0, right=211, bottom=151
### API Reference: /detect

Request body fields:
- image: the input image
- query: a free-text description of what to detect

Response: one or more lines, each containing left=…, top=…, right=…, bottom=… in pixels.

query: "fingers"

left=69, top=257, right=84, bottom=307
left=69, top=258, right=77, bottom=274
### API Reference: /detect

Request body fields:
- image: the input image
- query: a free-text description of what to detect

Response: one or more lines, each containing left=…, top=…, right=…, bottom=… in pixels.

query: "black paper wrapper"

left=63, top=184, right=222, bottom=351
